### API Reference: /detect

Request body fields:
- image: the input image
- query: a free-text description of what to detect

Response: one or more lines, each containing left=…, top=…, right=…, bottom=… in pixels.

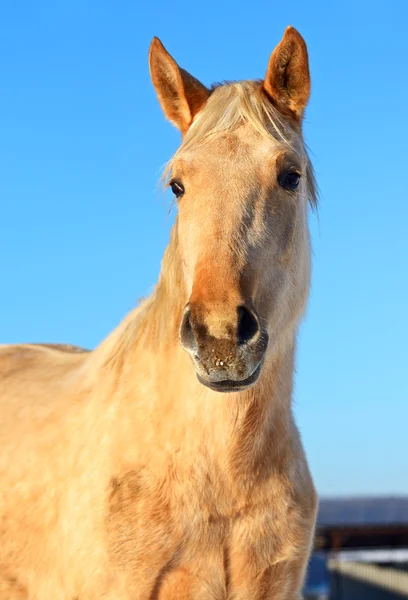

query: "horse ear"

left=263, top=26, right=310, bottom=120
left=149, top=37, right=210, bottom=134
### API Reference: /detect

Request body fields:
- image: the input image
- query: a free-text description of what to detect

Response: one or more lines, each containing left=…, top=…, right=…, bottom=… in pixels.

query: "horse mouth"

left=197, top=363, right=262, bottom=393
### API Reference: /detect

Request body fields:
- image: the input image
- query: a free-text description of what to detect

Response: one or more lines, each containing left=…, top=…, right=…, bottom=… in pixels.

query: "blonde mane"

left=101, top=223, right=185, bottom=372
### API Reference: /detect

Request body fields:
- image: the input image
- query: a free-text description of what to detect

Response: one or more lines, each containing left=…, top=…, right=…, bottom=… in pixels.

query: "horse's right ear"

left=263, top=26, right=310, bottom=120
left=149, top=38, right=210, bottom=135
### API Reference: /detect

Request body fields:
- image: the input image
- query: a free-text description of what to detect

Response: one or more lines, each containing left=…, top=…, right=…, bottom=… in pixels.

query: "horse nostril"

left=237, top=306, right=260, bottom=346
left=180, top=308, right=197, bottom=352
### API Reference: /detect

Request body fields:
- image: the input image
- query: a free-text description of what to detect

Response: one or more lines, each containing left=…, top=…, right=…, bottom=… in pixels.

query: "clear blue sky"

left=1, top=1, right=407, bottom=497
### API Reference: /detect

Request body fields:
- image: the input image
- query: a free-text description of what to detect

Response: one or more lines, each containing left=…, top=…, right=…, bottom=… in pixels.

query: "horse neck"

left=101, top=220, right=296, bottom=477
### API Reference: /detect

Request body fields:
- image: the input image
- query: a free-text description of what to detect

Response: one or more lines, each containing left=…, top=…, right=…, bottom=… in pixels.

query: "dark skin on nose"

left=184, top=306, right=241, bottom=372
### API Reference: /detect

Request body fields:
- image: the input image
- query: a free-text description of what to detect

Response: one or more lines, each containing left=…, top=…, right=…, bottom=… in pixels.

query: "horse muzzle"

left=179, top=303, right=268, bottom=393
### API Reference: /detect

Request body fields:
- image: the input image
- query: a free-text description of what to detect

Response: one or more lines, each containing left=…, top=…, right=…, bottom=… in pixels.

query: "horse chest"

left=107, top=468, right=230, bottom=554
left=105, top=467, right=293, bottom=593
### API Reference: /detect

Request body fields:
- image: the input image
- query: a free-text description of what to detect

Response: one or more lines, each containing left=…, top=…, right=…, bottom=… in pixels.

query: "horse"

left=0, top=26, right=318, bottom=599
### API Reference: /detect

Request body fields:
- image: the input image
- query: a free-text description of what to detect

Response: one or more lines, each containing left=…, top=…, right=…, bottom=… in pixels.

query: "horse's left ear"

left=149, top=37, right=210, bottom=134
left=263, top=26, right=310, bottom=120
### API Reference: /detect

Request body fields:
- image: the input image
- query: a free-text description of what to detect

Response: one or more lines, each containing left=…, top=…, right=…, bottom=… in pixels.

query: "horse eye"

left=170, top=180, right=185, bottom=198
left=278, top=171, right=301, bottom=191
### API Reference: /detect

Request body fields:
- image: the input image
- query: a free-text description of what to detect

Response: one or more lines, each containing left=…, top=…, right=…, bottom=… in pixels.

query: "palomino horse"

left=0, top=27, right=318, bottom=599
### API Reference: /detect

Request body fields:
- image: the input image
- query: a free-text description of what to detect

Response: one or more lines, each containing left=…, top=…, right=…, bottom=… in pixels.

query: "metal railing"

left=329, top=558, right=408, bottom=599
left=304, top=550, right=408, bottom=599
